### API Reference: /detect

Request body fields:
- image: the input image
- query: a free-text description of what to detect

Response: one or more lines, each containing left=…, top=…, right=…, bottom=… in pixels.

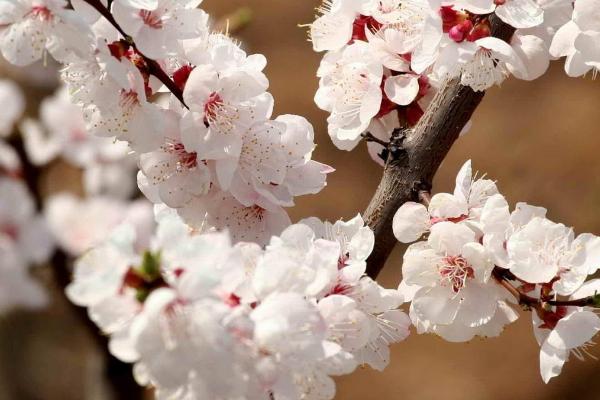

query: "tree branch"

left=492, top=267, right=599, bottom=310
left=364, top=15, right=515, bottom=279
left=83, top=0, right=188, bottom=108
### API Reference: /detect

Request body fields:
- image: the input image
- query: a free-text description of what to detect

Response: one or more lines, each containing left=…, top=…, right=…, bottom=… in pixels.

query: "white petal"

left=311, top=14, right=354, bottom=52
left=453, top=160, right=472, bottom=203
left=455, top=282, right=498, bottom=328
left=565, top=51, right=592, bottom=77
left=476, top=36, right=526, bottom=73
left=412, top=286, right=461, bottom=325
left=428, top=221, right=475, bottom=256
left=428, top=193, right=468, bottom=220
left=510, top=33, right=550, bottom=80
left=402, top=243, right=441, bottom=287
left=570, top=278, right=600, bottom=300
left=540, top=342, right=568, bottom=383
left=384, top=75, right=419, bottom=106
left=573, top=0, right=600, bottom=31
left=462, top=242, right=493, bottom=282
left=481, top=193, right=510, bottom=235
left=574, top=32, right=600, bottom=67
left=549, top=21, right=579, bottom=58
left=547, top=311, right=600, bottom=349
left=574, top=233, right=600, bottom=275
left=392, top=202, right=430, bottom=243
left=496, top=0, right=544, bottom=29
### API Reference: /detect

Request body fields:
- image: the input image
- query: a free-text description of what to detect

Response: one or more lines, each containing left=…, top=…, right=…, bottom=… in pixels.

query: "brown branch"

left=364, top=15, right=515, bottom=279
left=492, top=268, right=541, bottom=310
left=361, top=131, right=389, bottom=147
left=492, top=267, right=599, bottom=311
left=82, top=0, right=187, bottom=108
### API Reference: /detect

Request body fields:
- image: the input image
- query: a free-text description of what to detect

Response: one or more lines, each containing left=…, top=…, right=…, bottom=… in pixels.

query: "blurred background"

left=1, top=0, right=600, bottom=399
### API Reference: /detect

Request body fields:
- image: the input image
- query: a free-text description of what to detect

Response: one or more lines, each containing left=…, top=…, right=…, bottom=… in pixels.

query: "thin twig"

left=82, top=0, right=188, bottom=108
left=361, top=132, right=389, bottom=147
left=492, top=267, right=598, bottom=310
left=492, top=268, right=540, bottom=310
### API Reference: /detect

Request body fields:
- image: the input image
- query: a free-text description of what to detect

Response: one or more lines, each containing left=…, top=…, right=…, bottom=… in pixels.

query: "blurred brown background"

left=2, top=0, right=600, bottom=399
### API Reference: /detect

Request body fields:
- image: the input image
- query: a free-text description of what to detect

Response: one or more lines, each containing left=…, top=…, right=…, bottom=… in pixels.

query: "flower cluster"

left=0, top=173, right=54, bottom=313
left=20, top=86, right=139, bottom=199
left=67, top=209, right=410, bottom=399
left=393, top=160, right=600, bottom=382
left=0, top=0, right=332, bottom=245
left=0, top=79, right=56, bottom=312
left=309, top=0, right=584, bottom=152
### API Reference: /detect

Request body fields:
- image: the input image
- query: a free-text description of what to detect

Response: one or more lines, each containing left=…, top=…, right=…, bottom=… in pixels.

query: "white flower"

left=0, top=79, right=24, bottom=137
left=138, top=109, right=211, bottom=209
left=392, top=160, right=497, bottom=243
left=85, top=64, right=165, bottom=153
left=401, top=222, right=510, bottom=339
left=505, top=216, right=600, bottom=288
left=315, top=41, right=383, bottom=150
left=366, top=29, right=412, bottom=72
left=217, top=116, right=331, bottom=209
left=0, top=177, right=54, bottom=265
left=112, top=0, right=208, bottom=59
left=181, top=33, right=268, bottom=90
left=66, top=223, right=141, bottom=350
left=45, top=194, right=154, bottom=256
left=252, top=292, right=330, bottom=362
left=480, top=193, right=547, bottom=268
left=318, top=294, right=372, bottom=353
left=21, top=86, right=130, bottom=167
left=215, top=120, right=288, bottom=204
left=309, top=0, right=365, bottom=52
left=273, top=115, right=333, bottom=200
left=534, top=279, right=600, bottom=383
left=19, top=86, right=138, bottom=198
left=300, top=214, right=374, bottom=283
left=344, top=276, right=410, bottom=370
left=393, top=193, right=466, bottom=243
left=180, top=63, right=271, bottom=160
left=509, top=30, right=552, bottom=81
left=252, top=223, right=340, bottom=299
left=456, top=37, right=526, bottom=91
left=549, top=0, right=600, bottom=77
left=0, top=0, right=91, bottom=66
left=130, top=288, right=251, bottom=399
left=177, top=189, right=291, bottom=245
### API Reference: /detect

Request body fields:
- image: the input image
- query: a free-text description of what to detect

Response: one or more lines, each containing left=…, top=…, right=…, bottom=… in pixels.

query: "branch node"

left=413, top=182, right=432, bottom=205
left=382, top=128, right=408, bottom=164
left=361, top=132, right=389, bottom=147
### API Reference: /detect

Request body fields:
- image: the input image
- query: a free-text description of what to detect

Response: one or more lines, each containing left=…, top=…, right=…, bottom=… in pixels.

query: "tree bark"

left=364, top=16, right=515, bottom=279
